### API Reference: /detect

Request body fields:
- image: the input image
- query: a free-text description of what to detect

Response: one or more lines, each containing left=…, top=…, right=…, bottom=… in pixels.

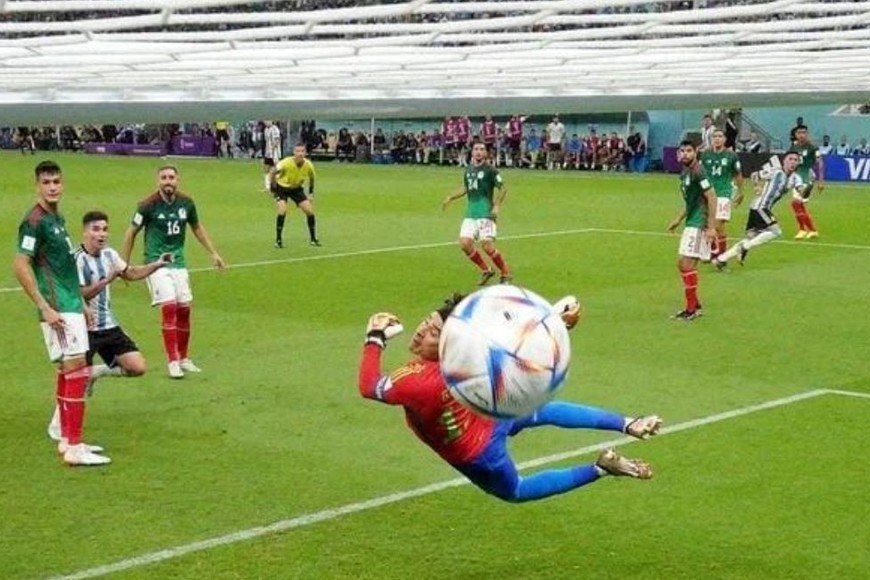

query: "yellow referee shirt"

left=275, top=158, right=316, bottom=190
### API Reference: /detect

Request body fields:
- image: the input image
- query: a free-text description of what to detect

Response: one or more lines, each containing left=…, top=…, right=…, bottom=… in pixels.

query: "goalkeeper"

left=358, top=294, right=662, bottom=503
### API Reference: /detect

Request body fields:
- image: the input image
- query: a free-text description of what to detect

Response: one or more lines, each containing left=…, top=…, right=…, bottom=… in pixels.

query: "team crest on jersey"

left=477, top=171, right=485, bottom=179
left=721, top=159, right=728, bottom=166
left=179, top=208, right=187, bottom=220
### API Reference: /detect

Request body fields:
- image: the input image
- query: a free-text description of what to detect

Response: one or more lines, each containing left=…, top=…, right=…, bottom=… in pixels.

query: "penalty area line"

left=50, top=388, right=849, bottom=580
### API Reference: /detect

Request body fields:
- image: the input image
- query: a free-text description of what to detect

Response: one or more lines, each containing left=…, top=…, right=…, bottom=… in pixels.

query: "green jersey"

left=16, top=204, right=83, bottom=315
left=131, top=192, right=199, bottom=268
left=463, top=163, right=503, bottom=219
left=680, top=163, right=712, bottom=228
left=700, top=150, right=741, bottom=198
left=790, top=142, right=819, bottom=182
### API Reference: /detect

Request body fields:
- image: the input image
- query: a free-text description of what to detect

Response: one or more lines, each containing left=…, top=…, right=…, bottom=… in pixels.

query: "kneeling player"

left=715, top=152, right=804, bottom=268
left=47, top=211, right=170, bottom=441
left=358, top=294, right=661, bottom=503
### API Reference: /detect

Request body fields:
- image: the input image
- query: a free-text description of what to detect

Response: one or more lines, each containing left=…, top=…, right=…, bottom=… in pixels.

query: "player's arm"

left=189, top=222, right=225, bottom=270
left=120, top=221, right=142, bottom=263
left=667, top=209, right=686, bottom=232
left=120, top=254, right=171, bottom=282
left=307, top=163, right=316, bottom=197
left=491, top=175, right=507, bottom=219
left=13, top=253, right=63, bottom=326
left=358, top=313, right=406, bottom=404
left=732, top=159, right=745, bottom=207
left=442, top=186, right=466, bottom=210
left=703, top=184, right=717, bottom=240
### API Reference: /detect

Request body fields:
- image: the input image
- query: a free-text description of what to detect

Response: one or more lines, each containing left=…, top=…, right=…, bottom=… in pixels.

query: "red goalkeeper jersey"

left=358, top=344, right=495, bottom=465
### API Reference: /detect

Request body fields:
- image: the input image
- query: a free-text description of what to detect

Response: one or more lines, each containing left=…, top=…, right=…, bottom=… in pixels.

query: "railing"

left=740, top=111, right=784, bottom=152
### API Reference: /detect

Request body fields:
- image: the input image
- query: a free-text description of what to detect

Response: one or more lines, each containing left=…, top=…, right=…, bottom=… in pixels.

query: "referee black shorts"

left=272, top=184, right=308, bottom=205
left=87, top=327, right=139, bottom=367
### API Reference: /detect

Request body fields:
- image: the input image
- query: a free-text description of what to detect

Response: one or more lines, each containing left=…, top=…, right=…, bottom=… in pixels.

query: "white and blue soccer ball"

left=438, top=285, right=572, bottom=420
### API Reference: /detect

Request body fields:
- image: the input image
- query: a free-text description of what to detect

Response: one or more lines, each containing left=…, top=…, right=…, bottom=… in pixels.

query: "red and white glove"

left=365, top=312, right=403, bottom=348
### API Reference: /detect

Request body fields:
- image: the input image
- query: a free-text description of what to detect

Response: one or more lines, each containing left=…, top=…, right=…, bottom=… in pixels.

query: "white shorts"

left=715, top=197, right=733, bottom=221
left=41, top=312, right=89, bottom=363
left=146, top=268, right=193, bottom=306
left=678, top=227, right=711, bottom=261
left=459, top=218, right=497, bottom=241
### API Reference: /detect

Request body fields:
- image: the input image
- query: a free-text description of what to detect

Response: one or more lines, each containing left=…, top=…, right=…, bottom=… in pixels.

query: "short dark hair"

left=82, top=210, right=109, bottom=225
left=794, top=124, right=808, bottom=132
left=157, top=164, right=179, bottom=175
left=679, top=139, right=696, bottom=149
left=35, top=160, right=61, bottom=179
left=436, top=293, right=467, bottom=323
left=294, top=142, right=307, bottom=150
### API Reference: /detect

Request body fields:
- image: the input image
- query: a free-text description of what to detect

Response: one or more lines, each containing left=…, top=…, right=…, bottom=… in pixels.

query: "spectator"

left=724, top=110, right=739, bottom=150
left=699, top=114, right=714, bottom=151
left=818, top=135, right=833, bottom=155
left=626, top=127, right=647, bottom=172
left=834, top=135, right=851, bottom=156
left=743, top=131, right=763, bottom=153
left=853, top=137, right=869, bottom=156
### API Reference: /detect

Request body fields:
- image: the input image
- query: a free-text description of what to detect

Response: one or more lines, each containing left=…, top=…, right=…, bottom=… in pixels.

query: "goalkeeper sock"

left=510, top=401, right=625, bottom=434
left=276, top=214, right=285, bottom=242
left=512, top=465, right=601, bottom=502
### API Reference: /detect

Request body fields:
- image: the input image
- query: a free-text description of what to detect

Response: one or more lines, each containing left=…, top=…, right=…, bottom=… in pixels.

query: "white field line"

left=4, top=226, right=868, bottom=296
left=50, top=388, right=868, bottom=580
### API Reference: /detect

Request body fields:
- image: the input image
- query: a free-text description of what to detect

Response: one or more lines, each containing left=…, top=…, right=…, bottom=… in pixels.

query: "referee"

left=269, top=143, right=320, bottom=248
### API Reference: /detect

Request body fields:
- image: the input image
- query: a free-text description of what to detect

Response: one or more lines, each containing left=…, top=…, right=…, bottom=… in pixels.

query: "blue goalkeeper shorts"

left=453, top=420, right=520, bottom=500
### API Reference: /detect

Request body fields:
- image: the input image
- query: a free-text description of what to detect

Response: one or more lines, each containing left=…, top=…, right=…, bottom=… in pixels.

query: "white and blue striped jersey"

left=75, top=246, right=127, bottom=331
left=751, top=169, right=803, bottom=212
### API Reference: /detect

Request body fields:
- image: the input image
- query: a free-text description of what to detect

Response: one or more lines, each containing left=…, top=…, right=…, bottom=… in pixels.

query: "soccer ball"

left=438, top=285, right=572, bottom=419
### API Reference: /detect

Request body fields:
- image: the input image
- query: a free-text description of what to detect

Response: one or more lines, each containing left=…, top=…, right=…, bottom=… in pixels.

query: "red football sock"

left=791, top=199, right=809, bottom=230
left=56, top=370, right=68, bottom=440
left=802, top=209, right=816, bottom=232
left=161, top=302, right=180, bottom=362
left=465, top=249, right=490, bottom=271
left=62, top=366, right=90, bottom=445
left=716, top=235, right=727, bottom=256
left=176, top=304, right=191, bottom=360
left=680, top=270, right=699, bottom=312
left=484, top=248, right=510, bottom=276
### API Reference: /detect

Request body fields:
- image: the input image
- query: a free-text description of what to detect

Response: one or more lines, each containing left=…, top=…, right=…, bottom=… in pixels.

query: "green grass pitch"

left=0, top=152, right=868, bottom=579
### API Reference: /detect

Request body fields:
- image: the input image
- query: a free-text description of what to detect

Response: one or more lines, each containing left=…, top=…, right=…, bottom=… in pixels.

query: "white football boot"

left=168, top=361, right=185, bottom=379
left=62, top=443, right=111, bottom=466
left=57, top=439, right=105, bottom=455
left=179, top=358, right=202, bottom=373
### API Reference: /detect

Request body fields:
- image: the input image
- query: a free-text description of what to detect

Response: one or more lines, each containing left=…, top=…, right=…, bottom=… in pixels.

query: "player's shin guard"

left=306, top=215, right=317, bottom=242
left=680, top=269, right=699, bottom=312
left=176, top=303, right=191, bottom=360
left=276, top=214, right=286, bottom=242
left=161, top=302, right=180, bottom=362
left=464, top=248, right=489, bottom=271
left=484, top=248, right=510, bottom=276
left=61, top=366, right=90, bottom=445
left=511, top=465, right=601, bottom=502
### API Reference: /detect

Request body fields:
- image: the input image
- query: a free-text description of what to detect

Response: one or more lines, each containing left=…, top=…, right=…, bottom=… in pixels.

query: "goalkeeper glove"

left=365, top=312, right=403, bottom=348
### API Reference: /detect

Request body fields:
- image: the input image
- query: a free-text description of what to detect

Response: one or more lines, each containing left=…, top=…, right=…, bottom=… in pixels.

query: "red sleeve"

left=358, top=344, right=426, bottom=407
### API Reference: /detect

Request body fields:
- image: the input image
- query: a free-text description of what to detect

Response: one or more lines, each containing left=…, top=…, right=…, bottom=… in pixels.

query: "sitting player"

left=358, top=294, right=661, bottom=503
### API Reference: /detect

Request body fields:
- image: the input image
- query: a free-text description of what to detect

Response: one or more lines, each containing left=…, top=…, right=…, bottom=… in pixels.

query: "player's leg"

left=790, top=185, right=817, bottom=239
left=297, top=197, right=320, bottom=246
left=147, top=269, right=184, bottom=378
left=479, top=231, right=510, bottom=283
left=171, top=269, right=199, bottom=373
left=509, top=401, right=627, bottom=434
left=675, top=228, right=707, bottom=320
left=262, top=159, right=273, bottom=191
left=275, top=197, right=288, bottom=248
left=88, top=328, right=146, bottom=395
left=459, top=220, right=493, bottom=284
left=712, top=197, right=733, bottom=260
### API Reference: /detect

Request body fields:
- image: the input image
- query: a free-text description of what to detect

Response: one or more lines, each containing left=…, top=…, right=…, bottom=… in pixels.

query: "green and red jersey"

left=131, top=192, right=199, bottom=268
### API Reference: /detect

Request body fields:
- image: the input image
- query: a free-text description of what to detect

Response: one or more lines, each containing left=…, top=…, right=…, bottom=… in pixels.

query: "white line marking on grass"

left=53, top=388, right=859, bottom=580
left=823, top=389, right=870, bottom=400
left=587, top=227, right=870, bottom=251
left=2, top=226, right=867, bottom=295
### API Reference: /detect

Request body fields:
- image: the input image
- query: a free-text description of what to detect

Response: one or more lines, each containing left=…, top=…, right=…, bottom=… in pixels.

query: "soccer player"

left=269, top=143, right=320, bottom=248
left=358, top=294, right=661, bottom=503
left=121, top=165, right=225, bottom=379
left=700, top=129, right=744, bottom=260
left=714, top=152, right=805, bottom=268
left=13, top=161, right=107, bottom=466
left=47, top=210, right=172, bottom=442
left=545, top=115, right=565, bottom=170
left=667, top=140, right=717, bottom=321
left=699, top=114, right=715, bottom=151
left=262, top=120, right=282, bottom=191
left=442, top=142, right=512, bottom=286
left=790, top=125, right=825, bottom=240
